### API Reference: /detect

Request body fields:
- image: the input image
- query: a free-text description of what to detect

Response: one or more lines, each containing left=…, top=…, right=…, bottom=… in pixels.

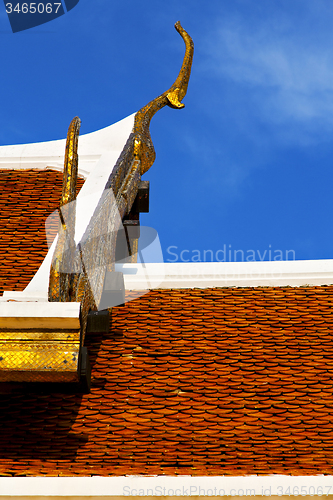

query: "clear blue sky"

left=1, top=0, right=333, bottom=263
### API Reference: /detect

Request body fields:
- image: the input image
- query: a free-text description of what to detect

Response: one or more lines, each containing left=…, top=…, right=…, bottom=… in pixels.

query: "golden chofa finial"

left=49, top=116, right=81, bottom=302
left=61, top=116, right=81, bottom=209
left=166, top=21, right=194, bottom=109
left=133, top=21, right=194, bottom=175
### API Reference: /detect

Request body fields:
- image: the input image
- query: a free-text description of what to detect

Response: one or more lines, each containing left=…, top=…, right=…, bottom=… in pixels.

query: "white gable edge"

left=116, top=259, right=333, bottom=289
left=0, top=114, right=135, bottom=179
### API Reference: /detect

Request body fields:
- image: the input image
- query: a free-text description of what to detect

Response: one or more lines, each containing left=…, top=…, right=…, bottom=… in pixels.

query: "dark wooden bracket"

left=87, top=309, right=110, bottom=333
left=132, top=181, right=150, bottom=213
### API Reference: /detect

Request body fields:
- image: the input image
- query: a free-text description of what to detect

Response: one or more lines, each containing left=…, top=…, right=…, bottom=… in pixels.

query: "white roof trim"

left=0, top=475, right=330, bottom=496
left=0, top=302, right=80, bottom=329
left=116, top=259, right=333, bottom=289
left=0, top=114, right=135, bottom=179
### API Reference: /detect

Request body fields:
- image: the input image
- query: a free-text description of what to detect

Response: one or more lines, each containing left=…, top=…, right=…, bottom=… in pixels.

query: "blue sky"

left=1, top=0, right=333, bottom=262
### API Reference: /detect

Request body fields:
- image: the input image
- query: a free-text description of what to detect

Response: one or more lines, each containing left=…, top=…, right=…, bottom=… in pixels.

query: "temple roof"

left=1, top=169, right=333, bottom=477
left=1, top=170, right=333, bottom=476
left=0, top=23, right=333, bottom=477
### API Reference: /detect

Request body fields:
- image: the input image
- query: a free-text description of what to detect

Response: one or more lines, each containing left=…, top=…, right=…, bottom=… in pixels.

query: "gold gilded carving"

left=61, top=116, right=81, bottom=208
left=49, top=22, right=194, bottom=325
left=47, top=22, right=193, bottom=335
left=49, top=117, right=81, bottom=303
left=133, top=21, right=194, bottom=175
left=74, top=158, right=142, bottom=339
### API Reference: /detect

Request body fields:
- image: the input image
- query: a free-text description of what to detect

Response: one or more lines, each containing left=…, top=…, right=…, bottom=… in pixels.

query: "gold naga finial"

left=49, top=116, right=81, bottom=302
left=61, top=116, right=81, bottom=209
left=48, top=23, right=194, bottom=310
left=133, top=21, right=194, bottom=175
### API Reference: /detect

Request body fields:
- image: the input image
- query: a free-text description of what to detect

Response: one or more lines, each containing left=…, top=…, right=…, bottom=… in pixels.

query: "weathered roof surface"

left=0, top=170, right=84, bottom=294
left=0, top=286, right=333, bottom=476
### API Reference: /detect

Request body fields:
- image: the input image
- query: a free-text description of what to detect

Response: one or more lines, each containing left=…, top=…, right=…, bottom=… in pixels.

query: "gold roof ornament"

left=50, top=21, right=194, bottom=328
left=49, top=117, right=81, bottom=303
left=133, top=21, right=194, bottom=175
left=0, top=22, right=194, bottom=391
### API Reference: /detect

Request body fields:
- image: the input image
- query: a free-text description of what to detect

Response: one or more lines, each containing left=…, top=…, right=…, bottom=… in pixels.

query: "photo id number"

left=5, top=3, right=62, bottom=14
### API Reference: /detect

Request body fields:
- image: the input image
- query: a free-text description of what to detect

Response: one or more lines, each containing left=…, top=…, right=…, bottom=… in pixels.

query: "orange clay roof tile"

left=0, top=170, right=84, bottom=294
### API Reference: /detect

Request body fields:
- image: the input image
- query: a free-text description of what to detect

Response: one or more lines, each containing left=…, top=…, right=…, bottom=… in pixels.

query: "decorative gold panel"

left=0, top=341, right=80, bottom=382
left=0, top=330, right=80, bottom=342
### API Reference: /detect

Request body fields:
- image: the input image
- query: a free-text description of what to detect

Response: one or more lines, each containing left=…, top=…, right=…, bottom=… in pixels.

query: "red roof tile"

left=0, top=170, right=84, bottom=294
